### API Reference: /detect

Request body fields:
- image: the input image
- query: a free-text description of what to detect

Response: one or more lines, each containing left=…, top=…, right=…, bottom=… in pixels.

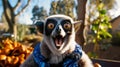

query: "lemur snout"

left=52, top=24, right=66, bottom=38
left=56, top=25, right=61, bottom=34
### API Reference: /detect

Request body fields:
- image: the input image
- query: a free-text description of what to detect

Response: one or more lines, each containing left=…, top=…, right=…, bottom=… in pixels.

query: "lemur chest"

left=50, top=63, right=63, bottom=67
left=48, top=54, right=66, bottom=64
left=48, top=54, right=71, bottom=67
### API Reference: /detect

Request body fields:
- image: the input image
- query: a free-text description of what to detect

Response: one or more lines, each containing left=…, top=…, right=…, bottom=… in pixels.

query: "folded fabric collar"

left=33, top=43, right=82, bottom=67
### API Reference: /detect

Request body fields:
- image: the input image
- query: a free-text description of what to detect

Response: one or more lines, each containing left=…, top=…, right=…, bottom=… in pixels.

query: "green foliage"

left=112, top=32, right=120, bottom=46
left=91, top=2, right=112, bottom=44
left=17, top=24, right=29, bottom=41
left=102, top=0, right=115, bottom=9
left=90, top=0, right=115, bottom=9
left=32, top=6, right=48, bottom=22
left=87, top=52, right=98, bottom=59
left=49, top=0, right=75, bottom=19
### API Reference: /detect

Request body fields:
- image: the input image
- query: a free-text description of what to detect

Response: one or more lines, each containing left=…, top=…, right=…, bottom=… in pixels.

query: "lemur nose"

left=56, top=26, right=61, bottom=33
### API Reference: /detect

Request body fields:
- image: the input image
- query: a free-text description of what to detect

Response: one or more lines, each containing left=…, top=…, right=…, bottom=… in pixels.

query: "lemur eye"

left=48, top=23, right=54, bottom=29
left=64, top=23, right=71, bottom=30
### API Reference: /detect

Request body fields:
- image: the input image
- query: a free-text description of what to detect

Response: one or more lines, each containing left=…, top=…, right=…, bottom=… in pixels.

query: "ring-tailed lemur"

left=20, top=14, right=93, bottom=67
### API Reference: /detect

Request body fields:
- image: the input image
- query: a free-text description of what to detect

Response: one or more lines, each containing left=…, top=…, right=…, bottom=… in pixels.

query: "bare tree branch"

left=7, top=0, right=13, bottom=11
left=13, top=0, right=21, bottom=12
left=2, top=0, right=13, bottom=30
left=2, top=0, right=10, bottom=23
left=16, top=0, right=31, bottom=16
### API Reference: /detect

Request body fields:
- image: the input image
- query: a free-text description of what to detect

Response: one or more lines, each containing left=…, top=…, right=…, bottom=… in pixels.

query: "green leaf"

left=93, top=38, right=96, bottom=43
left=99, top=10, right=106, bottom=14
left=97, top=35, right=102, bottom=40
left=92, top=24, right=99, bottom=31
left=100, top=30, right=112, bottom=38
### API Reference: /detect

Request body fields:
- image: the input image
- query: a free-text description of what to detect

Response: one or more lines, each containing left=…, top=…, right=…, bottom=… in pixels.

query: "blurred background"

left=0, top=0, right=120, bottom=66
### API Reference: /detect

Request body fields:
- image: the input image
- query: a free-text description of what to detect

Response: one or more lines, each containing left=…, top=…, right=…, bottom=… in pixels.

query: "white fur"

left=80, top=51, right=94, bottom=67
left=45, top=14, right=74, bottom=23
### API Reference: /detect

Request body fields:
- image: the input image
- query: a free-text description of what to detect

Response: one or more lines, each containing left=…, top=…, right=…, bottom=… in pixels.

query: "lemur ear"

left=35, top=21, right=44, bottom=34
left=74, top=20, right=82, bottom=32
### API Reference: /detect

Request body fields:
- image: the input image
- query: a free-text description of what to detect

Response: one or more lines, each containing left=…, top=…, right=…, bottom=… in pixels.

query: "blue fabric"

left=33, top=43, right=82, bottom=67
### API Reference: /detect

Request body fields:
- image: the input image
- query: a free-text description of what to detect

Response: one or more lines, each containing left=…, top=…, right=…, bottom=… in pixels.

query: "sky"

left=0, top=0, right=3, bottom=19
left=18, top=0, right=52, bottom=24
left=0, top=0, right=52, bottom=24
left=108, top=0, right=120, bottom=18
left=0, top=0, right=120, bottom=24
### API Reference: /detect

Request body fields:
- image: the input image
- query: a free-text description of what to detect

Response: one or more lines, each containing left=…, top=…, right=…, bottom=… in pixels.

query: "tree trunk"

left=2, top=0, right=31, bottom=40
left=76, top=0, right=87, bottom=46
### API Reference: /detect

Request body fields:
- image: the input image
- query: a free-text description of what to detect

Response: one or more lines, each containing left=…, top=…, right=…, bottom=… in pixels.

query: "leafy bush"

left=88, top=2, right=112, bottom=54
left=112, top=32, right=120, bottom=46
left=0, top=38, right=33, bottom=67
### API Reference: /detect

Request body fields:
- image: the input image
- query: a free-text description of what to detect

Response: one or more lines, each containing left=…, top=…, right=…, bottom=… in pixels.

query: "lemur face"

left=42, top=15, right=76, bottom=55
left=45, top=17, right=72, bottom=48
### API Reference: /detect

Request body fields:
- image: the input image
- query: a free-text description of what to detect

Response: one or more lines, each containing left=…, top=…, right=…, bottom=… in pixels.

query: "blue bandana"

left=33, top=43, right=82, bottom=67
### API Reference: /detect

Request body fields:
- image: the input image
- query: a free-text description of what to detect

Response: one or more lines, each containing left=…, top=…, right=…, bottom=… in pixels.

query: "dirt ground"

left=83, top=44, right=120, bottom=61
